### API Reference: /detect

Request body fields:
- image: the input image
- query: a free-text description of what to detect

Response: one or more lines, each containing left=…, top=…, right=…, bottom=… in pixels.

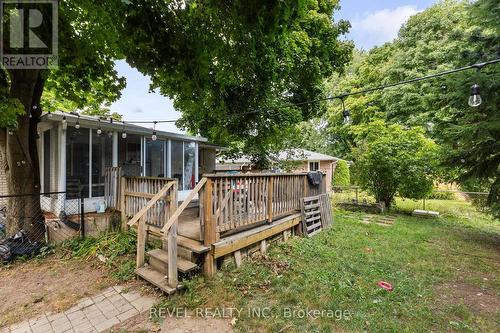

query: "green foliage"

left=323, top=0, right=499, bottom=217
left=427, top=191, right=456, bottom=200
left=120, top=0, right=353, bottom=165
left=332, top=159, right=350, bottom=186
left=63, top=230, right=136, bottom=261
left=352, top=121, right=439, bottom=207
left=62, top=230, right=137, bottom=281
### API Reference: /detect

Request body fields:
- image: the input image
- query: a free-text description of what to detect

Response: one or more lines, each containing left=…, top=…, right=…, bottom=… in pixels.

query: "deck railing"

left=121, top=176, right=176, bottom=228
left=204, top=173, right=326, bottom=234
left=125, top=179, right=179, bottom=288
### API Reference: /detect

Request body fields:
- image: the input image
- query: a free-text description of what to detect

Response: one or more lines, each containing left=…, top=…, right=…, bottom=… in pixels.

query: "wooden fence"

left=104, top=167, right=122, bottom=209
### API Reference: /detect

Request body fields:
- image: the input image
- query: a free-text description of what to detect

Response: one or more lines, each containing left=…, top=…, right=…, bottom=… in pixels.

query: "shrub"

left=333, top=159, right=350, bottom=187
left=427, top=191, right=456, bottom=200
left=352, top=121, right=439, bottom=208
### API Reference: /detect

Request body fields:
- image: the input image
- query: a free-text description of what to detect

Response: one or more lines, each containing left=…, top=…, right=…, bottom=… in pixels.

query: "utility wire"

left=118, top=58, right=500, bottom=125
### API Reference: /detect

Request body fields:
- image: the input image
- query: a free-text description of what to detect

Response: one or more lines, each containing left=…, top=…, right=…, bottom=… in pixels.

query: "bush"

left=333, top=159, right=350, bottom=186
left=427, top=191, right=456, bottom=200
left=62, top=230, right=138, bottom=281
left=352, top=121, right=439, bottom=208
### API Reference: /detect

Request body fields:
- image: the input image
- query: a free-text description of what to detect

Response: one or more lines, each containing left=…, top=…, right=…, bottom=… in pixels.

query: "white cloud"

left=350, top=5, right=422, bottom=49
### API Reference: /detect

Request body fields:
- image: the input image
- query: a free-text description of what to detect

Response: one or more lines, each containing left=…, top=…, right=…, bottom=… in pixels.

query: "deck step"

left=147, top=249, right=198, bottom=273
left=135, top=266, right=176, bottom=294
left=177, top=235, right=209, bottom=253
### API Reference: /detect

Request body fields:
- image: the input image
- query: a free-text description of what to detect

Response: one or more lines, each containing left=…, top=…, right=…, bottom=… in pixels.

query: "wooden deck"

left=112, top=172, right=328, bottom=293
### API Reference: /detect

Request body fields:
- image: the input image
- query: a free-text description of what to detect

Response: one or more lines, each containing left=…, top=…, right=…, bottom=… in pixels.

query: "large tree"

left=1, top=0, right=351, bottom=237
left=317, top=0, right=499, bottom=216
left=119, top=0, right=352, bottom=167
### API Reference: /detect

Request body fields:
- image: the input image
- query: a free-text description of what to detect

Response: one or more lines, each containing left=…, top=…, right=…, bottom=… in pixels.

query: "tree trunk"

left=4, top=69, right=45, bottom=240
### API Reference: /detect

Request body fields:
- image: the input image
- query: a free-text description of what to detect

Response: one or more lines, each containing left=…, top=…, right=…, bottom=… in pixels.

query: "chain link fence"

left=0, top=191, right=84, bottom=262
left=331, top=186, right=490, bottom=215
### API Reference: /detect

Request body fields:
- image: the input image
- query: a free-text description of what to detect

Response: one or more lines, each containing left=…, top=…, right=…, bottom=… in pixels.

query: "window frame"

left=308, top=160, right=320, bottom=172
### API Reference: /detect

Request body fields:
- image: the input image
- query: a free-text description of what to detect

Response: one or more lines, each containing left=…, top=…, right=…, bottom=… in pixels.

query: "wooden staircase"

left=127, top=178, right=210, bottom=294
left=135, top=233, right=208, bottom=294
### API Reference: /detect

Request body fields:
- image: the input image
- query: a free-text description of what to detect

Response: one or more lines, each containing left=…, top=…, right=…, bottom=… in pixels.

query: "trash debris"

left=377, top=281, right=393, bottom=291
left=0, top=230, right=43, bottom=262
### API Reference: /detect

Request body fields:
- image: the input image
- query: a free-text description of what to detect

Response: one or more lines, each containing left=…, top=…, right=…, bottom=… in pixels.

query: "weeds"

left=61, top=230, right=137, bottom=281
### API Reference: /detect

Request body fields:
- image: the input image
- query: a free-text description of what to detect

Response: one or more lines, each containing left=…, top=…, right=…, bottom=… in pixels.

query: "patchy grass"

left=155, top=203, right=500, bottom=332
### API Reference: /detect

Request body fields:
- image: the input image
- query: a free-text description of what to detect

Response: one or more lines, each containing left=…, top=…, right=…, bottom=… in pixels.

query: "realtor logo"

left=1, top=0, right=58, bottom=69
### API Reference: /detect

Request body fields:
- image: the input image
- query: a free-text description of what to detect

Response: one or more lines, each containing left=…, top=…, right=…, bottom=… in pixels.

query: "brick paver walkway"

left=2, top=286, right=156, bottom=333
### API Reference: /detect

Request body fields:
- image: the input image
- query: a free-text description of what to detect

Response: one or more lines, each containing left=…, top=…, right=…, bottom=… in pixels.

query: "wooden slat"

left=161, top=177, right=207, bottom=233
left=127, top=181, right=175, bottom=227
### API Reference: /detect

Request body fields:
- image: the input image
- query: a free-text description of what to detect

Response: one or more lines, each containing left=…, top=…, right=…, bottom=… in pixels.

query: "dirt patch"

left=0, top=256, right=117, bottom=327
left=110, top=311, right=233, bottom=333
left=436, top=281, right=500, bottom=314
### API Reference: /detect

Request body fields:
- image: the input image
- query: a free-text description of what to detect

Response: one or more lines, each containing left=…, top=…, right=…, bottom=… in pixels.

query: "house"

left=35, top=111, right=220, bottom=212
left=216, top=148, right=340, bottom=190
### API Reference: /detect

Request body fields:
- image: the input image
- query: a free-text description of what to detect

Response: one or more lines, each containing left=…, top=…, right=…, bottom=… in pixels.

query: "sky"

left=110, top=0, right=437, bottom=133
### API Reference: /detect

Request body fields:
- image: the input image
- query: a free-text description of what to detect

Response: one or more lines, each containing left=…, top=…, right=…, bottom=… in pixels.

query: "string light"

left=341, top=99, right=351, bottom=125
left=36, top=59, right=498, bottom=131
left=151, top=121, right=158, bottom=141
left=121, top=122, right=127, bottom=139
left=468, top=84, right=482, bottom=107
left=96, top=119, right=102, bottom=135
left=75, top=114, right=81, bottom=129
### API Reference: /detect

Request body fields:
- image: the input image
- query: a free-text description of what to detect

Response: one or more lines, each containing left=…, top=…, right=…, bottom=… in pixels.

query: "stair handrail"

left=161, top=177, right=207, bottom=233
left=127, top=181, right=176, bottom=227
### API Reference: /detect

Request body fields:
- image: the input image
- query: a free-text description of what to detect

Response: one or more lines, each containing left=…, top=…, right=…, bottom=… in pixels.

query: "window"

left=43, top=130, right=51, bottom=194
left=170, top=140, right=197, bottom=190
left=92, top=131, right=112, bottom=197
left=146, top=139, right=165, bottom=177
left=171, top=140, right=183, bottom=189
left=309, top=161, right=319, bottom=172
left=118, top=134, right=142, bottom=176
left=66, top=127, right=90, bottom=198
left=184, top=142, right=196, bottom=190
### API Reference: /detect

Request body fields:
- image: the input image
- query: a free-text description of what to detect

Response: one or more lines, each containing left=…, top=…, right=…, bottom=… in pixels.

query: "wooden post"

left=267, top=177, right=273, bottom=223
left=167, top=182, right=178, bottom=287
left=136, top=217, right=146, bottom=268
left=234, top=250, right=242, bottom=268
left=303, top=176, right=308, bottom=198
left=203, top=179, right=216, bottom=277
left=120, top=177, right=127, bottom=230
left=260, top=240, right=267, bottom=254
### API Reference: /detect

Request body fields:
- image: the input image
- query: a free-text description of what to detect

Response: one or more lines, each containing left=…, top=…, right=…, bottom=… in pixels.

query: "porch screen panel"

left=66, top=127, right=89, bottom=198
left=43, top=130, right=51, bottom=193
left=171, top=140, right=183, bottom=190
left=92, top=131, right=113, bottom=197
left=184, top=142, right=196, bottom=190
left=146, top=139, right=165, bottom=177
left=118, top=134, right=142, bottom=176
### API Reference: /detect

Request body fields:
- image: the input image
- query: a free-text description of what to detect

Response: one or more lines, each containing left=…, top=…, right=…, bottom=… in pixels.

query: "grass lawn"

left=155, top=200, right=500, bottom=332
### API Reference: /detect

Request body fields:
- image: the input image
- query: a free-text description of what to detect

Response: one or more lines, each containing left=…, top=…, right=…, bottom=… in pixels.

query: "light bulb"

left=8, top=130, right=13, bottom=135
left=468, top=84, right=482, bottom=107
left=343, top=109, right=351, bottom=125
left=75, top=121, right=80, bottom=129
left=152, top=131, right=157, bottom=141
left=97, top=128, right=102, bottom=135
left=121, top=132, right=127, bottom=139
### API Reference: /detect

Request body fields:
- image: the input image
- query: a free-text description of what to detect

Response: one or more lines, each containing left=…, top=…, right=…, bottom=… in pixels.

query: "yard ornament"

left=377, top=281, right=393, bottom=291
